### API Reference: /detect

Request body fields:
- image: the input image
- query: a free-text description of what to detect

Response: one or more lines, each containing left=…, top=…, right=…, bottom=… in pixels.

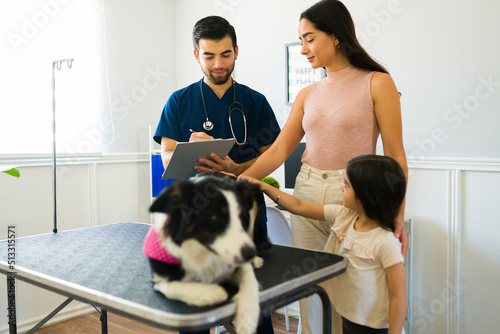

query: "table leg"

left=100, top=309, right=108, bottom=334
left=260, top=284, right=332, bottom=334
left=314, top=286, right=332, bottom=334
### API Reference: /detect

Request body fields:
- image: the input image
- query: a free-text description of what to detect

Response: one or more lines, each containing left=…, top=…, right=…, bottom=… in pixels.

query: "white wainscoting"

left=0, top=154, right=499, bottom=333
left=405, top=157, right=500, bottom=334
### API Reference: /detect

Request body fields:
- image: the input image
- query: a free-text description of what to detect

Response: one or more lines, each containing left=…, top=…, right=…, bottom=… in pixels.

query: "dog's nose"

left=240, top=244, right=256, bottom=262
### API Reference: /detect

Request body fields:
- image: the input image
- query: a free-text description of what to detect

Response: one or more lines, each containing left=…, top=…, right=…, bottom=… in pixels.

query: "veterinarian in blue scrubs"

left=153, top=16, right=280, bottom=334
left=154, top=23, right=279, bottom=176
left=154, top=75, right=279, bottom=172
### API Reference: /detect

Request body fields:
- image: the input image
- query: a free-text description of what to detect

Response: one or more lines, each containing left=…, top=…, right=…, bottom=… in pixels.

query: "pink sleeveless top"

left=143, top=224, right=181, bottom=264
left=302, top=65, right=378, bottom=171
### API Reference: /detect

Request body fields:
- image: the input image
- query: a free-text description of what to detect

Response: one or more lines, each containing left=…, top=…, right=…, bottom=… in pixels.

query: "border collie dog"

left=144, top=173, right=271, bottom=334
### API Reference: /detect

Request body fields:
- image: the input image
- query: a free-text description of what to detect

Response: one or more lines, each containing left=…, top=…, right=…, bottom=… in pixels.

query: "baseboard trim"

left=0, top=303, right=95, bottom=334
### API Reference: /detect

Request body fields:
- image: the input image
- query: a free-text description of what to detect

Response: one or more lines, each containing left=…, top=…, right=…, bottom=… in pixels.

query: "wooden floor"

left=29, top=311, right=298, bottom=334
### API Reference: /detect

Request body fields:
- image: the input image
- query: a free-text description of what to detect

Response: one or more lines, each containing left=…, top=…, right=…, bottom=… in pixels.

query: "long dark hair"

left=300, top=0, right=388, bottom=74
left=346, top=155, right=406, bottom=231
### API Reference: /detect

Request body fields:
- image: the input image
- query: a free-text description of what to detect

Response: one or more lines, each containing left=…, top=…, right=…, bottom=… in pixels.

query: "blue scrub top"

left=154, top=79, right=280, bottom=164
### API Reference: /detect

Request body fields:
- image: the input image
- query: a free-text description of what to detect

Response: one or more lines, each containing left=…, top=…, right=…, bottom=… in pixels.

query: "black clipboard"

left=161, top=138, right=236, bottom=179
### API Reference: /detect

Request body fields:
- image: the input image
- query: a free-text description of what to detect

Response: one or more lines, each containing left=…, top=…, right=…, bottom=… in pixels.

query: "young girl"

left=240, top=155, right=407, bottom=334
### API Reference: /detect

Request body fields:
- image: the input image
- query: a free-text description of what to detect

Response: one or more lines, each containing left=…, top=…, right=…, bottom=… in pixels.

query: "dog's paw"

left=187, top=284, right=228, bottom=306
left=154, top=281, right=228, bottom=306
left=252, top=256, right=264, bottom=269
left=233, top=297, right=260, bottom=334
left=232, top=263, right=260, bottom=334
left=152, top=280, right=170, bottom=295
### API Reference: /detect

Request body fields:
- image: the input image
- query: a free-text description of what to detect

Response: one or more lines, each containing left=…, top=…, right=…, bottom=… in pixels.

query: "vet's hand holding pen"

left=188, top=129, right=214, bottom=142
left=238, top=175, right=325, bottom=221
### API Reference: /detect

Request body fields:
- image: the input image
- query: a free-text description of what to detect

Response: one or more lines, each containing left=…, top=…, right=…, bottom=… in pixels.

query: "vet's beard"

left=180, top=239, right=233, bottom=283
left=201, top=63, right=234, bottom=86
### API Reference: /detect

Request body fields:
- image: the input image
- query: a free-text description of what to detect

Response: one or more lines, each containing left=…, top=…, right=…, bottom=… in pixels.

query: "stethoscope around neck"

left=199, top=78, right=247, bottom=146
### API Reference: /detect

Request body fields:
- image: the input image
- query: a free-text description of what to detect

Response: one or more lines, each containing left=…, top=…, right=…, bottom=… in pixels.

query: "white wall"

left=1, top=0, right=500, bottom=333
left=102, top=0, right=177, bottom=153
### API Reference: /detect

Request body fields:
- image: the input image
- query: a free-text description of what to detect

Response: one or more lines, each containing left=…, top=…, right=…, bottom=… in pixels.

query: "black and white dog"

left=144, top=173, right=271, bottom=334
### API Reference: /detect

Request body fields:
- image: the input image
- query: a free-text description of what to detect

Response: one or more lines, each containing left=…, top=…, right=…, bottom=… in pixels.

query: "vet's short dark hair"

left=192, top=16, right=237, bottom=52
left=346, top=155, right=406, bottom=231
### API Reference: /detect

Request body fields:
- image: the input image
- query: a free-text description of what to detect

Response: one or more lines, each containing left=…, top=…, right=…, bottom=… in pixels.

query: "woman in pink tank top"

left=242, top=1, right=407, bottom=334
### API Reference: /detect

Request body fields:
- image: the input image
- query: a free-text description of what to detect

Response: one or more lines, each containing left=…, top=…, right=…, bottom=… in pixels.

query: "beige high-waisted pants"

left=291, top=163, right=344, bottom=334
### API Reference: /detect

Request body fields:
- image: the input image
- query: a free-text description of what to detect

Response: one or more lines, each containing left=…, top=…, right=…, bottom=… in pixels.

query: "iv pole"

left=52, top=58, right=74, bottom=233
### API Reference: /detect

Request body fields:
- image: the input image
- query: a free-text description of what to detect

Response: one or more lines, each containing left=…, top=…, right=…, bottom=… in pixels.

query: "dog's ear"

left=150, top=181, right=202, bottom=247
left=149, top=187, right=170, bottom=213
left=235, top=180, right=271, bottom=251
left=150, top=182, right=180, bottom=213
left=252, top=194, right=272, bottom=252
left=237, top=180, right=265, bottom=210
left=234, top=180, right=260, bottom=212
left=150, top=181, right=200, bottom=227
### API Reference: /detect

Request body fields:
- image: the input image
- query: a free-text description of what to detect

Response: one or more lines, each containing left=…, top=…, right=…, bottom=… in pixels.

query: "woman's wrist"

left=275, top=195, right=280, bottom=204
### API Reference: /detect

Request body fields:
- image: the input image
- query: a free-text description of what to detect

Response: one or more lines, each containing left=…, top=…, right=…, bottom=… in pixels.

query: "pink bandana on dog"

left=143, top=224, right=181, bottom=264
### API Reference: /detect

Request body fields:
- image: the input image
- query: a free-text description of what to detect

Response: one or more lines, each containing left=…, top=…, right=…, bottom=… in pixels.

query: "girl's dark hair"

left=192, top=16, right=237, bottom=52
left=346, top=155, right=406, bottom=231
left=300, top=0, right=389, bottom=74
